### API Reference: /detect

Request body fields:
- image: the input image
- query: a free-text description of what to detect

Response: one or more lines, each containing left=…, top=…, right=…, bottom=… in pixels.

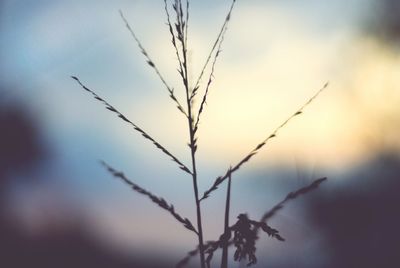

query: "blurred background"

left=0, top=0, right=399, bottom=267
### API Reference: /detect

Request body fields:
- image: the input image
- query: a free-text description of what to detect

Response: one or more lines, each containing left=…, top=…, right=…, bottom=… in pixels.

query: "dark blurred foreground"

left=304, top=152, right=400, bottom=268
left=0, top=217, right=165, bottom=268
left=0, top=95, right=171, bottom=268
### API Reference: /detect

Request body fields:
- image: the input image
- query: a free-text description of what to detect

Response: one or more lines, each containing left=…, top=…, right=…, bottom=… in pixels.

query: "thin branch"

left=172, top=0, right=190, bottom=94
left=193, top=25, right=228, bottom=134
left=177, top=241, right=216, bottom=268
left=191, top=0, right=237, bottom=100
left=71, top=76, right=192, bottom=174
left=176, top=247, right=199, bottom=268
left=185, top=0, right=189, bottom=47
left=206, top=240, right=223, bottom=268
left=101, top=161, right=198, bottom=235
left=119, top=10, right=188, bottom=117
left=258, top=177, right=327, bottom=225
left=200, top=82, right=329, bottom=201
left=165, top=0, right=191, bottom=116
left=163, top=0, right=185, bottom=83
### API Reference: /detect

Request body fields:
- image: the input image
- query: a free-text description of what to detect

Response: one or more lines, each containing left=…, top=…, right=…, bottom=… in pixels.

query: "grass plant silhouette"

left=72, top=0, right=328, bottom=267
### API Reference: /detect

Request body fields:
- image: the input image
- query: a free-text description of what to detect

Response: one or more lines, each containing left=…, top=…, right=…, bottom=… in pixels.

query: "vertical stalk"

left=221, top=171, right=232, bottom=268
left=185, top=58, right=206, bottom=268
left=188, top=120, right=206, bottom=268
left=185, top=53, right=206, bottom=268
left=177, top=1, right=206, bottom=266
left=185, top=82, right=206, bottom=268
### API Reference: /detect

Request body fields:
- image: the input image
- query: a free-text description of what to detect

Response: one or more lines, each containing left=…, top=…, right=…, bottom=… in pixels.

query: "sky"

left=1, top=0, right=399, bottom=267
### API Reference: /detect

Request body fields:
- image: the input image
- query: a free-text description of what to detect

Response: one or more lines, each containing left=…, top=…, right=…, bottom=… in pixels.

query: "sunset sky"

left=1, top=0, right=399, bottom=267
